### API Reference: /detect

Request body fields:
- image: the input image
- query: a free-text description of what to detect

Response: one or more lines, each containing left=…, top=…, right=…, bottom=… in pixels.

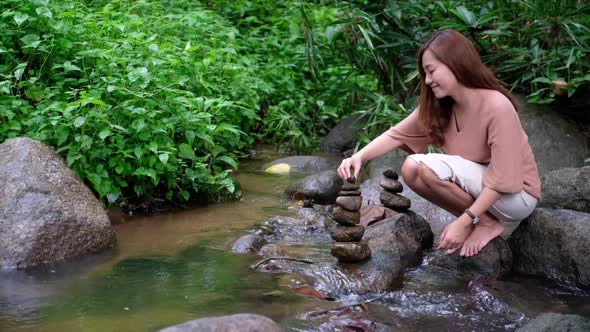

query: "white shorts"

left=407, top=153, right=538, bottom=222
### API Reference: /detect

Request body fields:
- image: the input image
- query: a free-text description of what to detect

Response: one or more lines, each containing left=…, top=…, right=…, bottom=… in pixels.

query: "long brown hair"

left=417, top=29, right=517, bottom=146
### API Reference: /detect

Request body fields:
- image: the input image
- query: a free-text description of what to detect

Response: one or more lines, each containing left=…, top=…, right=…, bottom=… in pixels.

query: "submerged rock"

left=509, top=208, right=590, bottom=288
left=516, top=313, right=590, bottom=332
left=0, top=138, right=116, bottom=269
left=231, top=234, right=267, bottom=253
left=158, top=313, right=282, bottom=332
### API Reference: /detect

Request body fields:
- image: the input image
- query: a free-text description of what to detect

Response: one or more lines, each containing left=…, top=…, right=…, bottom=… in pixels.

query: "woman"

left=337, top=29, right=540, bottom=257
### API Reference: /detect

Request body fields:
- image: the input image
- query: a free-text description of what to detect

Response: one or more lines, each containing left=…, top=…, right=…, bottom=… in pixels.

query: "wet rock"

left=329, top=206, right=360, bottom=226
left=260, top=215, right=330, bottom=242
left=379, top=178, right=403, bottom=193
left=258, top=244, right=286, bottom=258
left=359, top=205, right=398, bottom=227
left=231, top=234, right=267, bottom=253
left=380, top=190, right=411, bottom=210
left=296, top=207, right=327, bottom=227
left=467, top=277, right=527, bottom=322
left=0, top=138, right=116, bottom=269
left=518, top=98, right=590, bottom=175
left=335, top=196, right=362, bottom=211
left=382, top=169, right=399, bottom=180
left=347, top=213, right=433, bottom=291
left=261, top=156, right=332, bottom=174
left=331, top=241, right=371, bottom=263
left=361, top=177, right=455, bottom=238
left=341, top=183, right=360, bottom=191
left=319, top=115, right=367, bottom=153
left=509, top=208, right=590, bottom=288
left=337, top=190, right=362, bottom=196
left=539, top=166, right=590, bottom=213
left=286, top=170, right=343, bottom=203
left=427, top=237, right=513, bottom=278
left=515, top=313, right=590, bottom=332
left=329, top=225, right=365, bottom=242
left=158, top=313, right=282, bottom=332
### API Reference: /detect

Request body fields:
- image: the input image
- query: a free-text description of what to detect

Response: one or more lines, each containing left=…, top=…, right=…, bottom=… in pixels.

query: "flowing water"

left=1, top=148, right=589, bottom=331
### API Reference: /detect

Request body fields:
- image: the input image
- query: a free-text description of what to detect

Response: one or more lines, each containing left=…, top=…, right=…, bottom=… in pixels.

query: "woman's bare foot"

left=460, top=214, right=505, bottom=257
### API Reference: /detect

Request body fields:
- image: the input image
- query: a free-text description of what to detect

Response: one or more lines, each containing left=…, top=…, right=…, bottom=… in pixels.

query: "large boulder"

left=0, top=138, right=116, bottom=269
left=539, top=166, right=590, bottom=213
left=516, top=313, right=590, bottom=332
left=260, top=156, right=333, bottom=174
left=158, top=313, right=283, bottom=332
left=509, top=208, right=590, bottom=288
left=427, top=237, right=513, bottom=278
left=517, top=99, right=590, bottom=175
left=319, top=115, right=367, bottom=153
left=285, top=170, right=343, bottom=203
left=326, top=212, right=433, bottom=294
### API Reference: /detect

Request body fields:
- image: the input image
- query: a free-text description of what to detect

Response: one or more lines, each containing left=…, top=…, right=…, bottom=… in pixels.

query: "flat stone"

left=330, top=206, right=360, bottom=226
left=341, top=183, right=360, bottom=191
left=383, top=169, right=399, bottom=180
left=330, top=225, right=365, bottom=242
left=338, top=190, right=361, bottom=196
left=346, top=176, right=357, bottom=183
left=331, top=241, right=371, bottom=262
left=336, top=196, right=362, bottom=211
left=380, top=191, right=411, bottom=210
left=379, top=178, right=403, bottom=193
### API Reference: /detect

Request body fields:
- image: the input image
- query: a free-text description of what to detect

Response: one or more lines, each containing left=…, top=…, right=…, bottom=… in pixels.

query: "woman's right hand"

left=337, top=154, right=363, bottom=180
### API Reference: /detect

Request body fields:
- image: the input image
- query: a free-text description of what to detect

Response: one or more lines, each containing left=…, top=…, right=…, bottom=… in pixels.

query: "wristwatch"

left=464, top=209, right=480, bottom=225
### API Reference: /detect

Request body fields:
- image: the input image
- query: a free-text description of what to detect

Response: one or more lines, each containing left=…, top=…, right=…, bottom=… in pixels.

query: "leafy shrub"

left=0, top=0, right=263, bottom=209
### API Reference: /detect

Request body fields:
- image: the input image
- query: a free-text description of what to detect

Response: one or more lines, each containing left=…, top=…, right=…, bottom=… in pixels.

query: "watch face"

left=472, top=217, right=480, bottom=225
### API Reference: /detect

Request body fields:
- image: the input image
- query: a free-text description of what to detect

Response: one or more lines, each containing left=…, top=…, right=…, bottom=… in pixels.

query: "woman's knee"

left=401, top=157, right=420, bottom=184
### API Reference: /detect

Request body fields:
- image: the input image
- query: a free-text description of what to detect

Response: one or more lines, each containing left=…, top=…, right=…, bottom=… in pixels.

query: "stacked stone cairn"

left=379, top=169, right=411, bottom=211
left=329, top=176, right=371, bottom=263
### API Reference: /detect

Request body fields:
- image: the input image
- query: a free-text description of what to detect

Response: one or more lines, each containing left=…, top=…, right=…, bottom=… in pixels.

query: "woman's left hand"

left=437, top=214, right=474, bottom=253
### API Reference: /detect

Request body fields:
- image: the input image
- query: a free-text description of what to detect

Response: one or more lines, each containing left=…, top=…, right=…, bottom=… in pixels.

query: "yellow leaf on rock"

left=265, top=163, right=290, bottom=174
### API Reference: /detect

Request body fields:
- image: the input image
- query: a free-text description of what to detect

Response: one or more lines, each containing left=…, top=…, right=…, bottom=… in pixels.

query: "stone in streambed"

left=380, top=191, right=411, bottom=210
left=331, top=241, right=371, bottom=263
left=336, top=195, right=362, bottom=211
left=338, top=190, right=361, bottom=196
left=383, top=169, right=399, bottom=180
left=329, top=206, right=360, bottom=226
left=379, top=178, right=403, bottom=193
left=341, top=182, right=360, bottom=191
left=330, top=225, right=365, bottom=242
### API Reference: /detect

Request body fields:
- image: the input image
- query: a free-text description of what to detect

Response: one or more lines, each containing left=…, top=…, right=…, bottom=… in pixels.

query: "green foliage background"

left=1, top=0, right=588, bottom=209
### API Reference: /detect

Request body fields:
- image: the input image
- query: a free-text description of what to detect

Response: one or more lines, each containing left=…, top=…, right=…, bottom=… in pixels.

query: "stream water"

left=1, top=148, right=589, bottom=331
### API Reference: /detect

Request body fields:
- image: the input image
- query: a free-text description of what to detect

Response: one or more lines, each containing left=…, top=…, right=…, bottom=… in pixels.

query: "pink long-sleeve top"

left=386, top=105, right=541, bottom=199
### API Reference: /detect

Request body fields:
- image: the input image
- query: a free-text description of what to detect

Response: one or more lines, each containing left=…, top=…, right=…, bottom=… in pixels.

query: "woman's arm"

left=337, top=132, right=404, bottom=179
left=467, top=187, right=501, bottom=219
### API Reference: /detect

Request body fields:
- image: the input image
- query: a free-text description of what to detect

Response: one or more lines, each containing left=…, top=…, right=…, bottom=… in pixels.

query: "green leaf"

left=158, top=153, right=169, bottom=165
left=74, top=116, right=86, bottom=128
left=13, top=13, right=29, bottom=26
left=178, top=143, right=196, bottom=160
left=215, top=155, right=238, bottom=169
left=98, top=129, right=111, bottom=140
left=20, top=34, right=42, bottom=49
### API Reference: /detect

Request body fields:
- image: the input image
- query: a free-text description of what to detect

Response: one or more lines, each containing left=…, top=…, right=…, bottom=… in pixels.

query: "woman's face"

left=421, top=49, right=459, bottom=99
